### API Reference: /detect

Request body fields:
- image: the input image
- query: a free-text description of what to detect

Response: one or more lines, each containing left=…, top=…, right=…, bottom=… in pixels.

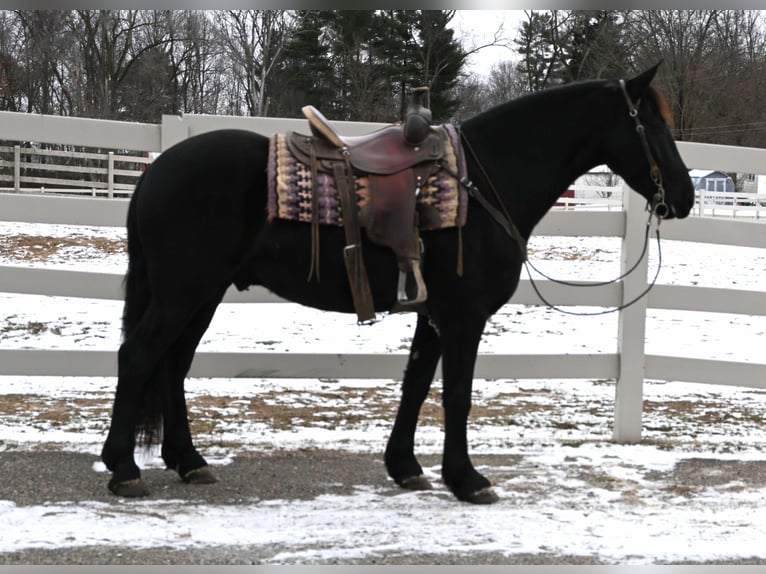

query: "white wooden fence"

left=1, top=110, right=766, bottom=442
left=4, top=110, right=765, bottom=217
left=0, top=144, right=150, bottom=196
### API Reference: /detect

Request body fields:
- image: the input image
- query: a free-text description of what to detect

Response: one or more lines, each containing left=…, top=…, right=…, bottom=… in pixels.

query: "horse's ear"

left=625, top=62, right=662, bottom=100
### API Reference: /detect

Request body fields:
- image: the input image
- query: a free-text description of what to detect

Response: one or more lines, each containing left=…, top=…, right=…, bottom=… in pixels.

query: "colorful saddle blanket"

left=266, top=123, right=468, bottom=231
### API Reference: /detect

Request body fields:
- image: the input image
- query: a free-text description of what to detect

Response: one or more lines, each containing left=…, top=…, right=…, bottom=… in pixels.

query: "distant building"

left=739, top=173, right=766, bottom=195
left=689, top=169, right=735, bottom=193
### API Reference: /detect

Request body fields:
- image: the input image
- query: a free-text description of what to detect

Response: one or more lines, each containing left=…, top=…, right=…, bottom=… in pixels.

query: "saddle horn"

left=403, top=87, right=433, bottom=146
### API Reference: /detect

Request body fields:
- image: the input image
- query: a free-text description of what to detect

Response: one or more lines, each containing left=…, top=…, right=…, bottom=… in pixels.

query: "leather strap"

left=439, top=160, right=528, bottom=261
left=335, top=160, right=361, bottom=246
left=334, top=160, right=376, bottom=323
left=308, top=143, right=321, bottom=282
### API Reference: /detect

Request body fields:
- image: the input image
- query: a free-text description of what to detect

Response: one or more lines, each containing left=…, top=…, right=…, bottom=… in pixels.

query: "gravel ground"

left=2, top=222, right=766, bottom=565
left=2, top=449, right=766, bottom=565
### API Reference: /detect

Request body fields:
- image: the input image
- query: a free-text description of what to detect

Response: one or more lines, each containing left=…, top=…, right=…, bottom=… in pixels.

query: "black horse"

left=101, top=65, right=694, bottom=504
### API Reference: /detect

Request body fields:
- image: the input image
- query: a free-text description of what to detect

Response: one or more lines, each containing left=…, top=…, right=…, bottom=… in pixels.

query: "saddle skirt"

left=266, top=123, right=468, bottom=231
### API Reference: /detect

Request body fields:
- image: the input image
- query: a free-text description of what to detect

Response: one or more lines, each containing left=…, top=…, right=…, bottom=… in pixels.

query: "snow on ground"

left=1, top=219, right=766, bottom=563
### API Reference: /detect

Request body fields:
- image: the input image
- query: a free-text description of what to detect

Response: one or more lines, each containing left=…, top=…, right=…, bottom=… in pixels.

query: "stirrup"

left=396, top=260, right=427, bottom=306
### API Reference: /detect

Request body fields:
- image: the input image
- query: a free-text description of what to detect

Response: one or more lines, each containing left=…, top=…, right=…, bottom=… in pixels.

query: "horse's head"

left=603, top=64, right=694, bottom=219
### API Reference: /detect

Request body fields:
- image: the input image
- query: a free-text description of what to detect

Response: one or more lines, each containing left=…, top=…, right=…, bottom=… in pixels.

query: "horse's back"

left=135, top=128, right=269, bottom=222
left=141, top=129, right=270, bottom=196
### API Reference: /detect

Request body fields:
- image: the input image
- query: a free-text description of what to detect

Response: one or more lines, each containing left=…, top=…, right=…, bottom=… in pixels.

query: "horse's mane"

left=465, top=78, right=673, bottom=129
left=462, top=78, right=607, bottom=128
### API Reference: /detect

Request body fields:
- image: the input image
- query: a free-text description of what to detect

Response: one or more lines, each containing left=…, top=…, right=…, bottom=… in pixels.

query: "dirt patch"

left=0, top=234, right=125, bottom=262
left=645, top=458, right=766, bottom=490
left=0, top=320, right=60, bottom=336
left=0, top=394, right=111, bottom=431
left=0, top=382, right=591, bottom=452
left=645, top=399, right=766, bottom=427
left=527, top=246, right=613, bottom=261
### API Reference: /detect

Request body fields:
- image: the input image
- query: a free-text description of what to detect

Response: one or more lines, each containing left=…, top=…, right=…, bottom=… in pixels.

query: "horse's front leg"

left=439, top=313, right=499, bottom=504
left=385, top=313, right=442, bottom=490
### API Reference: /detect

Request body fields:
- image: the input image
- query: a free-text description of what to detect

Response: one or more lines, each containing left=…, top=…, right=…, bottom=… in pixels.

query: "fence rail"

left=1, top=110, right=766, bottom=442
left=0, top=144, right=149, bottom=196
left=3, top=110, right=765, bottom=217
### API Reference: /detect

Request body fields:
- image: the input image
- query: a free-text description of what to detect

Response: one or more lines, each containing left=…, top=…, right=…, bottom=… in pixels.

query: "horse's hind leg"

left=384, top=313, right=441, bottom=490
left=159, top=290, right=227, bottom=484
left=101, top=307, right=176, bottom=495
left=101, top=300, right=210, bottom=496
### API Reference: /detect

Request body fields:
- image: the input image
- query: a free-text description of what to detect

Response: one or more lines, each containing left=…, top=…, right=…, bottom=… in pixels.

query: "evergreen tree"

left=564, top=10, right=625, bottom=81
left=274, top=10, right=388, bottom=120
left=412, top=10, right=465, bottom=121
left=372, top=10, right=421, bottom=120
left=331, top=10, right=391, bottom=120
left=269, top=11, right=336, bottom=118
left=271, top=10, right=466, bottom=122
left=516, top=10, right=629, bottom=89
left=515, top=10, right=568, bottom=91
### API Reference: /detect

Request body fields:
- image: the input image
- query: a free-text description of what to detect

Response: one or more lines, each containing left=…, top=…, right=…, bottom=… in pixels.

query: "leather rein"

left=451, top=78, right=670, bottom=316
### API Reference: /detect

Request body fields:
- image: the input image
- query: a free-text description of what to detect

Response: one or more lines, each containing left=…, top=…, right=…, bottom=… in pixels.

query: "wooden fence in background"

left=1, top=110, right=766, bottom=441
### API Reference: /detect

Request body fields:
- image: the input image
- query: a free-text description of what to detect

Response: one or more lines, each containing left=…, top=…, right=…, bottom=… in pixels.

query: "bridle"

left=456, top=78, right=673, bottom=316
left=618, top=78, right=670, bottom=219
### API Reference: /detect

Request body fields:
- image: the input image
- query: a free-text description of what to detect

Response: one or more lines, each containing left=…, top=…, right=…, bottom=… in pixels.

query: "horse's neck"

left=463, top=86, right=609, bottom=238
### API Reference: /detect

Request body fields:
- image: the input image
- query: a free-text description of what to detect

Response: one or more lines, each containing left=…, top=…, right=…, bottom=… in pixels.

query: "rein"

left=455, top=78, right=670, bottom=316
left=524, top=210, right=662, bottom=317
left=440, top=134, right=528, bottom=260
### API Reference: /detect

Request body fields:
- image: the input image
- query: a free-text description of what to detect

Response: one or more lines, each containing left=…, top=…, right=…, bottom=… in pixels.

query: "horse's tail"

left=122, top=173, right=149, bottom=339
left=121, top=172, right=163, bottom=447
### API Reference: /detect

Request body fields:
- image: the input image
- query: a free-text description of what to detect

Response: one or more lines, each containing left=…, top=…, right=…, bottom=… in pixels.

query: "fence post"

left=107, top=151, right=114, bottom=198
left=613, top=183, right=651, bottom=443
left=13, top=145, right=20, bottom=192
left=161, top=114, right=189, bottom=151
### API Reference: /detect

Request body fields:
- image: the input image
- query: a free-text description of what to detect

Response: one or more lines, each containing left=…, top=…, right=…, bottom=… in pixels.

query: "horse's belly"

left=249, top=220, right=400, bottom=314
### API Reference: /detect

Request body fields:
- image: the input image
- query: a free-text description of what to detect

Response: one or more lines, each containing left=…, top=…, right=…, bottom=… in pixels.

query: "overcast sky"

left=453, top=10, right=525, bottom=75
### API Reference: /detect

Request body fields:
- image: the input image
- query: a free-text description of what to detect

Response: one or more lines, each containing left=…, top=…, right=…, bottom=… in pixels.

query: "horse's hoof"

left=400, top=475, right=433, bottom=491
left=182, top=465, right=218, bottom=485
left=465, top=486, right=499, bottom=504
left=109, top=478, right=150, bottom=498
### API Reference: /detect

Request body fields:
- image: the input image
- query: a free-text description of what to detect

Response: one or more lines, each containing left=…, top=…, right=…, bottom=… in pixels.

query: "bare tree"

left=451, top=75, right=488, bottom=121
left=486, top=59, right=527, bottom=105
left=13, top=10, right=73, bottom=114
left=213, top=10, right=292, bottom=116
left=50, top=10, right=178, bottom=120
left=0, top=11, right=23, bottom=111
left=700, top=10, right=766, bottom=147
left=168, top=11, right=230, bottom=115
left=625, top=10, right=766, bottom=147
left=452, top=59, right=527, bottom=122
left=515, top=10, right=576, bottom=90
left=627, top=10, right=721, bottom=142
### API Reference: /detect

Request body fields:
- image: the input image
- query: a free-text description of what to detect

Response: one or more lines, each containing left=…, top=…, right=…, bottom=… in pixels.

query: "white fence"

left=0, top=144, right=150, bottom=196
left=1, top=110, right=766, bottom=443
left=4, top=110, right=765, bottom=217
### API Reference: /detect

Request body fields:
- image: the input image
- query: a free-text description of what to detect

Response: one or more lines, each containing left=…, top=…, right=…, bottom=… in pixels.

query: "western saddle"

left=286, top=87, right=448, bottom=323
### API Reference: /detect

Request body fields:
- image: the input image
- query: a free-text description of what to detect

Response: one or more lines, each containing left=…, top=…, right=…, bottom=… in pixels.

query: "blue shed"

left=689, top=169, right=735, bottom=193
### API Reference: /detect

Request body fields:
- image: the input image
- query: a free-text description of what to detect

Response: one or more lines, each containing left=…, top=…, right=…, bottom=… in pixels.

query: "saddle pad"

left=266, top=123, right=468, bottom=230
